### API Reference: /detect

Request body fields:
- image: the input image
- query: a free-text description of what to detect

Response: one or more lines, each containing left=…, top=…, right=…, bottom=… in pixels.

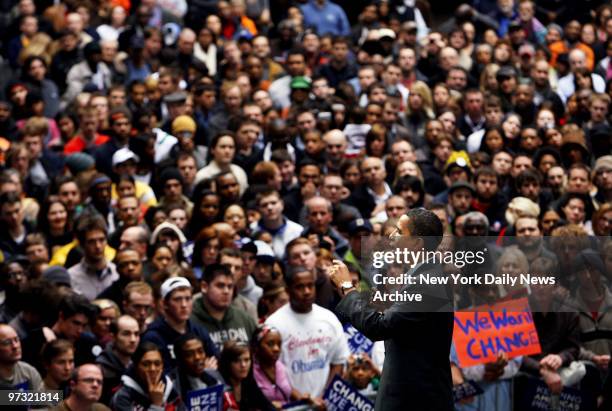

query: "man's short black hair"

left=405, top=208, right=443, bottom=250
left=284, top=265, right=313, bottom=287
left=0, top=191, right=20, bottom=208
left=515, top=168, right=542, bottom=189
left=173, top=333, right=204, bottom=364
left=59, top=294, right=96, bottom=322
left=75, top=213, right=108, bottom=244
left=202, top=263, right=233, bottom=284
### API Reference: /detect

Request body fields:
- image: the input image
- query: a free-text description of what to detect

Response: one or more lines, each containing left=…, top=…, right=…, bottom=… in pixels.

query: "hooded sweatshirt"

left=190, top=296, right=257, bottom=351
left=111, top=373, right=181, bottom=411
left=96, top=343, right=128, bottom=404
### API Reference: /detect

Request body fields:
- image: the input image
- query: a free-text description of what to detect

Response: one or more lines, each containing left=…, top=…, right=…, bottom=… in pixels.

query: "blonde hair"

left=406, top=81, right=434, bottom=119
left=22, top=117, right=49, bottom=138
left=479, top=63, right=500, bottom=94
left=496, top=246, right=529, bottom=274
left=505, top=197, right=540, bottom=226
left=92, top=299, right=121, bottom=317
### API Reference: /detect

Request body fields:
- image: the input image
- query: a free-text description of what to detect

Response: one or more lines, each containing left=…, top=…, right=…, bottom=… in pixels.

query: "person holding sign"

left=517, top=257, right=581, bottom=396
left=110, top=342, right=181, bottom=410
left=171, top=333, right=224, bottom=403
left=329, top=209, right=454, bottom=411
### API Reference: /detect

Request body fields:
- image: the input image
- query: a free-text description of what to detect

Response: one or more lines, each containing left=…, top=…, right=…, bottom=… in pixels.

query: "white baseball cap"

left=112, top=148, right=140, bottom=167
left=160, top=277, right=192, bottom=300
left=254, top=240, right=275, bottom=263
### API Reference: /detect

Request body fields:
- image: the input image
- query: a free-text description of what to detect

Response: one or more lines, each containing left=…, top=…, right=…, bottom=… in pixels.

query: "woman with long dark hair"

left=36, top=195, right=73, bottom=253
left=187, top=190, right=221, bottom=239
left=219, top=340, right=275, bottom=411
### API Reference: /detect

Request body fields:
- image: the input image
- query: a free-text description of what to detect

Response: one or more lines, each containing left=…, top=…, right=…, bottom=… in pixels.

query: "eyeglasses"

left=0, top=337, right=19, bottom=347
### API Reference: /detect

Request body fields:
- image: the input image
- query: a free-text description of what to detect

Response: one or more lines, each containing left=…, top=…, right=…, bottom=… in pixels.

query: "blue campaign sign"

left=186, top=384, right=224, bottom=411
left=343, top=324, right=373, bottom=355
left=324, top=375, right=374, bottom=411
left=518, top=379, right=596, bottom=411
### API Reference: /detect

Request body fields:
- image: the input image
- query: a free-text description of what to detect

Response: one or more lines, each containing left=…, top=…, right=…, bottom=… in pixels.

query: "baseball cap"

left=347, top=218, right=373, bottom=236
left=254, top=240, right=275, bottom=264
left=444, top=151, right=472, bottom=174
left=377, top=28, right=396, bottom=40
left=163, top=91, right=188, bottom=105
left=112, top=148, right=140, bottom=167
left=448, top=181, right=476, bottom=195
left=290, top=76, right=312, bottom=90
left=160, top=277, right=192, bottom=300
left=66, top=152, right=95, bottom=174
left=43, top=266, right=71, bottom=287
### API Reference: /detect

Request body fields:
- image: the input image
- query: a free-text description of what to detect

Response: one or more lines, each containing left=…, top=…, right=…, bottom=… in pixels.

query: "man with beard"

left=515, top=216, right=557, bottom=264
left=98, top=248, right=143, bottom=307
left=531, top=60, right=565, bottom=120
left=97, top=315, right=140, bottom=403
left=512, top=83, right=537, bottom=126
left=471, top=167, right=508, bottom=233
left=92, top=107, right=133, bottom=177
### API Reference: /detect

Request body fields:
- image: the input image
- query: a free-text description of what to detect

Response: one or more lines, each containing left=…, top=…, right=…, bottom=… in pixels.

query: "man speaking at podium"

left=329, top=208, right=454, bottom=411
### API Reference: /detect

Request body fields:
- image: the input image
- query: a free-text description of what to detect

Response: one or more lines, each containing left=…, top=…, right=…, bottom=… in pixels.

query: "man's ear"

left=200, top=281, right=208, bottom=295
left=398, top=214, right=411, bottom=235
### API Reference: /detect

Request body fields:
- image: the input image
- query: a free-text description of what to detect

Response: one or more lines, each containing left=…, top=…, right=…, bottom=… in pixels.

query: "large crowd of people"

left=0, top=0, right=611, bottom=409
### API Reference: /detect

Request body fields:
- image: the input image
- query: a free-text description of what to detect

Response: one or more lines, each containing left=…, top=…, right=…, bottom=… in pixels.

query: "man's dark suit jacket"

left=345, top=185, right=376, bottom=220
left=336, top=262, right=454, bottom=411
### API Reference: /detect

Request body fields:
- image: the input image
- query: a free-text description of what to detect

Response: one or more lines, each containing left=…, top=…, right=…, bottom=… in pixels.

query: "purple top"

left=253, top=359, right=293, bottom=404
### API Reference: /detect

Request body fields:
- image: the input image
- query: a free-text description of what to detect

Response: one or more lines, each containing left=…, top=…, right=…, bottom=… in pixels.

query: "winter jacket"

left=96, top=343, right=128, bottom=404
left=190, top=296, right=257, bottom=351
left=111, top=373, right=182, bottom=411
